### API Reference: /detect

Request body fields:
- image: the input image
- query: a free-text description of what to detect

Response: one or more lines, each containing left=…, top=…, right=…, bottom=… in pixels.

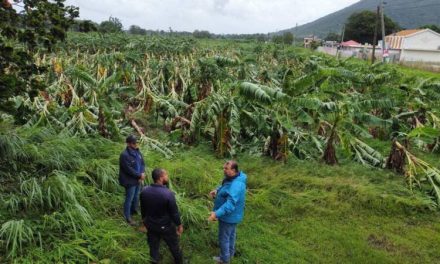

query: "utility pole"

left=380, top=0, right=387, bottom=62
left=337, top=24, right=345, bottom=58
left=340, top=24, right=345, bottom=43
left=293, top=23, right=298, bottom=46
left=372, top=5, right=380, bottom=63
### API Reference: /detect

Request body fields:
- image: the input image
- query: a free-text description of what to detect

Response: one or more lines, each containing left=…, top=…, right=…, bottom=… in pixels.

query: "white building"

left=385, top=29, right=440, bottom=63
left=304, top=36, right=321, bottom=48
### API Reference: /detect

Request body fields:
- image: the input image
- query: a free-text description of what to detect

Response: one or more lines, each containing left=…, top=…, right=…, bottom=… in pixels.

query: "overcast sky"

left=65, top=0, right=360, bottom=34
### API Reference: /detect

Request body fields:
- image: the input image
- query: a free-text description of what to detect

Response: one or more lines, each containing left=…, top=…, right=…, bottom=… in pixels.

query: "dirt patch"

left=367, top=234, right=397, bottom=252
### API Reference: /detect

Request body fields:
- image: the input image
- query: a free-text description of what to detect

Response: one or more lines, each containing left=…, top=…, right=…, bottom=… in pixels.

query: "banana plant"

left=387, top=140, right=440, bottom=204
left=64, top=66, right=130, bottom=137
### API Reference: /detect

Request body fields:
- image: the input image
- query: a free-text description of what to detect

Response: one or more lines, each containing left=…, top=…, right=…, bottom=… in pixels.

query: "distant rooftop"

left=341, top=40, right=361, bottom=47
left=388, top=29, right=424, bottom=37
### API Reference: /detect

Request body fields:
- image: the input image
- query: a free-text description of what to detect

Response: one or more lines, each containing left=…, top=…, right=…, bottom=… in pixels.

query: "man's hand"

left=208, top=211, right=217, bottom=221
left=209, top=189, right=217, bottom=198
left=176, top=224, right=184, bottom=236
left=139, top=173, right=146, bottom=183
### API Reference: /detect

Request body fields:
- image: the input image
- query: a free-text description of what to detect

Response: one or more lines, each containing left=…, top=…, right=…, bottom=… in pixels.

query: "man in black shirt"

left=140, top=168, right=183, bottom=264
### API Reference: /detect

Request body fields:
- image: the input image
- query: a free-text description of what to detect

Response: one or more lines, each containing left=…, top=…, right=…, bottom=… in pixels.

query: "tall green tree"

left=193, top=30, right=212, bottom=39
left=283, top=32, right=294, bottom=45
left=128, top=25, right=147, bottom=35
left=77, top=20, right=98, bottom=32
left=345, top=10, right=400, bottom=44
left=324, top=32, right=341, bottom=42
left=99, top=16, right=123, bottom=33
left=421, top=24, right=440, bottom=34
left=0, top=0, right=78, bottom=117
left=272, top=32, right=294, bottom=45
left=272, top=34, right=283, bottom=44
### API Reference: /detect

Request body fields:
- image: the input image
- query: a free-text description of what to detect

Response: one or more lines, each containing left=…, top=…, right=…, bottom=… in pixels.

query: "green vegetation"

left=282, top=0, right=440, bottom=38
left=99, top=17, right=124, bottom=34
left=1, top=28, right=440, bottom=263
left=345, top=10, right=400, bottom=44
left=272, top=32, right=294, bottom=45
left=1, top=134, right=439, bottom=263
left=0, top=0, right=78, bottom=116
left=420, top=24, right=440, bottom=34
left=324, top=32, right=341, bottom=42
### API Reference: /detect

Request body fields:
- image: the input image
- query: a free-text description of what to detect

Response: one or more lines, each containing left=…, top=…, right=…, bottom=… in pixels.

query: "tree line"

left=323, top=11, right=440, bottom=45
left=70, top=16, right=300, bottom=44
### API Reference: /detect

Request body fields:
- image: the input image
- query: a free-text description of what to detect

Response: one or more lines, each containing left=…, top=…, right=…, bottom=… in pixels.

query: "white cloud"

left=65, top=0, right=360, bottom=34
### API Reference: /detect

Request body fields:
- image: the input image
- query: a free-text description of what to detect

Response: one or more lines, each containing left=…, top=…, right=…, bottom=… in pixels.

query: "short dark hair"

left=226, top=160, right=238, bottom=172
left=152, top=168, right=165, bottom=182
left=126, top=135, right=137, bottom=144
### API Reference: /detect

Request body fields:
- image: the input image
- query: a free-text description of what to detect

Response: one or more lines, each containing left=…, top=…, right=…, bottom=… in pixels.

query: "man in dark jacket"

left=119, top=135, right=145, bottom=225
left=140, top=168, right=184, bottom=264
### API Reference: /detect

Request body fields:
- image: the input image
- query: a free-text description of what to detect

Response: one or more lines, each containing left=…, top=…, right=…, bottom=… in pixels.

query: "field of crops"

left=1, top=33, right=440, bottom=263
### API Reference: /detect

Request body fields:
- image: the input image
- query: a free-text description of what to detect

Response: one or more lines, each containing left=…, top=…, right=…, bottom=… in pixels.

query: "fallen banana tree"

left=387, top=140, right=440, bottom=205
left=125, top=105, right=174, bottom=158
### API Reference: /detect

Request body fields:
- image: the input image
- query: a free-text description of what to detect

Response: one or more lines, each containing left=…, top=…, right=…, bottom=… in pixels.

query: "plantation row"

left=1, top=33, right=440, bottom=261
left=24, top=34, right=440, bottom=199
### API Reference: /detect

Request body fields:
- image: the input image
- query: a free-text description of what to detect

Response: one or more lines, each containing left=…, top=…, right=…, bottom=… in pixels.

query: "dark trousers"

left=147, top=225, right=183, bottom=264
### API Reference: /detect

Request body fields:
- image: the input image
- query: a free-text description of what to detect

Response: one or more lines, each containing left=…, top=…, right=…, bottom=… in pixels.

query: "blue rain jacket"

left=213, top=171, right=247, bottom=224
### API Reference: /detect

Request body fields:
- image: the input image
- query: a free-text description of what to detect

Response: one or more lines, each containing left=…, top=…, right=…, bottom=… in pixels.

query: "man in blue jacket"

left=119, top=135, right=145, bottom=226
left=208, top=160, right=247, bottom=264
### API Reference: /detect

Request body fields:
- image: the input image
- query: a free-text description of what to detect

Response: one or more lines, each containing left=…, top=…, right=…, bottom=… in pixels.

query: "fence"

left=318, top=47, right=401, bottom=62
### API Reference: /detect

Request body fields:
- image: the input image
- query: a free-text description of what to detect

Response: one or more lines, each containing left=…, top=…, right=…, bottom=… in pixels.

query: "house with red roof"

left=340, top=40, right=361, bottom=47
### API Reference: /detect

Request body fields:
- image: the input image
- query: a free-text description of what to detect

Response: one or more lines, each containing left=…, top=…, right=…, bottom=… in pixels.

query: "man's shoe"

left=138, top=225, right=147, bottom=233
left=212, top=256, right=227, bottom=264
left=126, top=218, right=137, bottom=226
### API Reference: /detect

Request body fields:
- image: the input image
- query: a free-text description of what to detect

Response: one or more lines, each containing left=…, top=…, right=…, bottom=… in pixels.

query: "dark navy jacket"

left=118, top=147, right=145, bottom=187
left=140, top=184, right=182, bottom=229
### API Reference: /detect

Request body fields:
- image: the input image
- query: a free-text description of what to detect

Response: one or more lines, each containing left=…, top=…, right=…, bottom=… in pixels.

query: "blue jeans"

left=218, top=221, right=237, bottom=263
left=124, top=184, right=140, bottom=221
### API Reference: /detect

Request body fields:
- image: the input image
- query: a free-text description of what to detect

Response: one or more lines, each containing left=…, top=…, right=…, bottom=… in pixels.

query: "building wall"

left=385, top=36, right=404, bottom=49
left=400, top=50, right=440, bottom=63
left=402, top=31, right=440, bottom=50
left=317, top=46, right=401, bottom=62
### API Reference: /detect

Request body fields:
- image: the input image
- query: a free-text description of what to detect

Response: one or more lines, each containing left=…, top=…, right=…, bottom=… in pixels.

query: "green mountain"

left=281, top=0, right=440, bottom=38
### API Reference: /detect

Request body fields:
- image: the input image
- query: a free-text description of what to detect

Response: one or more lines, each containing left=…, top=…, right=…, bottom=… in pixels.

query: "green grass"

left=2, top=141, right=440, bottom=263
left=397, top=63, right=440, bottom=76
left=146, top=144, right=440, bottom=263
